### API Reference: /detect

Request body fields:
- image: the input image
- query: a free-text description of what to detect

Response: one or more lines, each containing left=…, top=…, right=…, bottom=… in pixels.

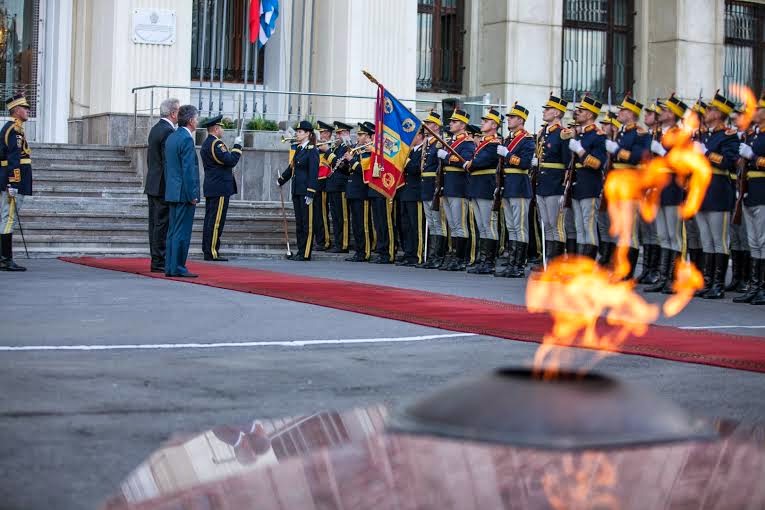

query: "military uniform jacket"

left=501, top=130, right=535, bottom=199
left=654, top=127, right=684, bottom=206
left=700, top=126, right=739, bottom=212
left=536, top=123, right=570, bottom=197
left=201, top=135, right=241, bottom=197
left=420, top=138, right=440, bottom=202
left=337, top=151, right=370, bottom=200
left=280, top=143, right=319, bottom=199
left=442, top=133, right=476, bottom=198
left=325, top=143, right=349, bottom=193
left=745, top=127, right=765, bottom=207
left=398, top=144, right=423, bottom=202
left=572, top=124, right=607, bottom=200
left=0, top=119, right=32, bottom=195
left=465, top=135, right=500, bottom=200
left=614, top=123, right=650, bottom=166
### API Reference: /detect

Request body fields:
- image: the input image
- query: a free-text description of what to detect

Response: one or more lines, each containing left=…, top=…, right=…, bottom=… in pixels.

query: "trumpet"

left=280, top=135, right=297, bottom=143
left=346, top=141, right=374, bottom=156
left=315, top=138, right=338, bottom=148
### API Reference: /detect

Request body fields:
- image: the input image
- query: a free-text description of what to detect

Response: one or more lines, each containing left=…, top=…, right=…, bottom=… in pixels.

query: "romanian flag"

left=365, top=85, right=422, bottom=199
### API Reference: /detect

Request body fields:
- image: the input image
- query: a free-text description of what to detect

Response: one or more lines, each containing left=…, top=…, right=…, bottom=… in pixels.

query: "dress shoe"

left=329, top=247, right=349, bottom=254
left=176, top=272, right=198, bottom=278
left=369, top=254, right=392, bottom=264
left=0, top=259, right=26, bottom=272
left=150, top=267, right=165, bottom=273
left=314, top=245, right=328, bottom=252
left=204, top=256, right=228, bottom=262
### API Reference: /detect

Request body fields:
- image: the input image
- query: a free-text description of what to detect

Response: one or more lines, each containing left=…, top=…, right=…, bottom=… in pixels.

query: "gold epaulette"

left=548, top=124, right=559, bottom=133
left=725, top=128, right=738, bottom=136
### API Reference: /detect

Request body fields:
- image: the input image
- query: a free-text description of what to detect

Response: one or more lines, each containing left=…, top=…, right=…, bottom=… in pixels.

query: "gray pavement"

left=1, top=259, right=764, bottom=510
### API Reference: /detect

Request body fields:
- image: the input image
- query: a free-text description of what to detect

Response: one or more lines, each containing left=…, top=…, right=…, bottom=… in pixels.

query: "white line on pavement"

left=0, top=333, right=477, bottom=352
left=678, top=325, right=765, bottom=330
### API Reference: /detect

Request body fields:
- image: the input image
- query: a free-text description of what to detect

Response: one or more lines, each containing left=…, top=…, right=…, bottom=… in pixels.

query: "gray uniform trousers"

left=470, top=198, right=498, bottom=240
left=744, top=205, right=765, bottom=258
left=696, top=210, right=730, bottom=254
left=638, top=217, right=658, bottom=245
left=565, top=207, right=577, bottom=240
left=655, top=205, right=683, bottom=252
left=572, top=197, right=600, bottom=246
left=684, top=216, right=702, bottom=250
left=502, top=197, right=531, bottom=243
left=730, top=220, right=750, bottom=251
left=441, top=196, right=468, bottom=238
left=536, top=194, right=566, bottom=242
left=422, top=200, right=445, bottom=237
left=0, top=192, right=24, bottom=235
left=598, top=210, right=613, bottom=243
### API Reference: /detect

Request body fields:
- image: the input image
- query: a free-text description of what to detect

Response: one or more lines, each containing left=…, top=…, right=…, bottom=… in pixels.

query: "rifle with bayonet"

left=560, top=90, right=578, bottom=210
left=492, top=111, right=505, bottom=212
left=599, top=87, right=615, bottom=212
left=423, top=122, right=465, bottom=212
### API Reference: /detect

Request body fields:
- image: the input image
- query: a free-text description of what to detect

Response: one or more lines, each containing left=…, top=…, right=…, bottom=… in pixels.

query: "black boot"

left=688, top=248, right=704, bottom=269
left=645, top=248, right=671, bottom=293
left=416, top=235, right=437, bottom=268
left=624, top=247, right=640, bottom=280
left=0, top=233, right=7, bottom=270
left=694, top=253, right=714, bottom=297
left=738, top=254, right=752, bottom=293
left=508, top=242, right=528, bottom=278
left=637, top=244, right=654, bottom=282
left=445, top=238, right=467, bottom=271
left=551, top=241, right=566, bottom=262
left=598, top=242, right=615, bottom=267
left=661, top=251, right=681, bottom=294
left=531, top=241, right=551, bottom=272
left=750, top=260, right=765, bottom=305
left=0, top=234, right=25, bottom=271
left=642, top=245, right=662, bottom=284
left=496, top=241, right=517, bottom=278
left=725, top=250, right=745, bottom=292
left=702, top=253, right=728, bottom=299
left=467, top=239, right=488, bottom=274
left=477, top=239, right=498, bottom=274
left=733, top=258, right=761, bottom=303
left=424, top=236, right=447, bottom=269
left=566, top=238, right=577, bottom=257
left=581, top=244, right=598, bottom=260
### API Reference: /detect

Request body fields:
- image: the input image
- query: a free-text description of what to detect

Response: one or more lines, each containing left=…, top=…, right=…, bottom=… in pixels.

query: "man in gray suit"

left=145, top=98, right=179, bottom=272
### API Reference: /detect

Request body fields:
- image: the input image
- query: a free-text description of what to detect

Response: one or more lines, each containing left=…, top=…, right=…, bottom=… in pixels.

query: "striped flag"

left=249, top=0, right=279, bottom=48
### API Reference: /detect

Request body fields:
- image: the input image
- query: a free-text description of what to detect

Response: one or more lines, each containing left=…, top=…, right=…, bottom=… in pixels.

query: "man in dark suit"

left=164, top=105, right=200, bottom=278
left=144, top=98, right=178, bottom=272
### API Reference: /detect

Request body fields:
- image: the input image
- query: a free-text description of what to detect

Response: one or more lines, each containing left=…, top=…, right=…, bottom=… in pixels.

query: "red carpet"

left=60, top=257, right=765, bottom=374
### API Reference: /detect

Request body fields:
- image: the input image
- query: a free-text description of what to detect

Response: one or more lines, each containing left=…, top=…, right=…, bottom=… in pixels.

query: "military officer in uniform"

left=597, top=110, right=621, bottom=267
left=693, top=91, right=739, bottom=299
left=735, top=95, right=765, bottom=305
left=314, top=121, right=334, bottom=251
left=533, top=93, right=570, bottom=267
left=684, top=99, right=710, bottom=269
left=605, top=94, right=651, bottom=278
left=396, top=129, right=426, bottom=266
left=645, top=94, right=689, bottom=293
left=564, top=95, right=607, bottom=259
left=278, top=120, right=319, bottom=261
left=464, top=108, right=501, bottom=274
left=496, top=102, right=536, bottom=277
left=325, top=121, right=353, bottom=253
left=337, top=122, right=374, bottom=262
left=200, top=115, right=242, bottom=261
left=0, top=94, right=32, bottom=271
left=436, top=109, right=476, bottom=271
left=418, top=112, right=447, bottom=268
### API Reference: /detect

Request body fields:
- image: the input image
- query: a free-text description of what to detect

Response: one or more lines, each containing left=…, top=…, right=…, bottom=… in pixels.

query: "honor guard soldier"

left=278, top=120, right=319, bottom=261
left=464, top=108, right=501, bottom=274
left=693, top=91, right=739, bottom=299
left=0, top=94, right=32, bottom=271
left=605, top=94, right=651, bottom=277
left=534, top=93, right=571, bottom=266
left=314, top=121, right=334, bottom=251
left=735, top=95, right=765, bottom=305
left=564, top=95, right=607, bottom=259
left=726, top=109, right=752, bottom=294
left=633, top=101, right=662, bottom=283
left=396, top=128, right=426, bottom=266
left=683, top=99, right=710, bottom=269
left=337, top=122, right=374, bottom=262
left=366, top=133, right=395, bottom=265
left=645, top=94, right=689, bottom=293
left=597, top=111, right=621, bottom=267
left=326, top=121, right=353, bottom=253
left=418, top=112, right=448, bottom=268
left=496, top=102, right=535, bottom=277
left=436, top=109, right=476, bottom=271
left=200, top=115, right=242, bottom=261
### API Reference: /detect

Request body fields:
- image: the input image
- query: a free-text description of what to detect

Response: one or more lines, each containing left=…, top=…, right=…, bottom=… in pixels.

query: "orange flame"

left=729, top=83, right=757, bottom=131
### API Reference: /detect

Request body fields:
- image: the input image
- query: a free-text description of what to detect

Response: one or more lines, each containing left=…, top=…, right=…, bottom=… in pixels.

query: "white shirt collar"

left=412, top=142, right=424, bottom=151
left=161, top=117, right=177, bottom=130
left=183, top=126, right=194, bottom=137
left=299, top=139, right=310, bottom=149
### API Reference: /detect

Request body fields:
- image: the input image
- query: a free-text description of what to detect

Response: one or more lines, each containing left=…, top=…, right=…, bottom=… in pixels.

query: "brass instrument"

left=315, top=138, right=338, bottom=148
left=280, top=135, right=297, bottom=143
left=346, top=141, right=374, bottom=156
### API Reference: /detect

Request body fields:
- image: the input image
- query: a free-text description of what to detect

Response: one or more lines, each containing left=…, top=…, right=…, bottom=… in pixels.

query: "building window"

left=417, top=0, right=464, bottom=93
left=191, top=0, right=265, bottom=84
left=0, top=0, right=39, bottom=116
left=724, top=1, right=765, bottom=96
left=561, top=0, right=634, bottom=104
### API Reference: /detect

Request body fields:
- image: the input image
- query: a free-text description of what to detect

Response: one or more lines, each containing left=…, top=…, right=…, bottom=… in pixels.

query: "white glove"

left=568, top=138, right=584, bottom=155
left=305, top=196, right=313, bottom=205
left=234, top=136, right=243, bottom=146
left=739, top=143, right=755, bottom=160
left=497, top=145, right=509, bottom=157
left=437, top=149, right=449, bottom=160
left=738, top=131, right=745, bottom=140
left=6, top=186, right=17, bottom=197
left=462, top=161, right=470, bottom=169
left=605, top=139, right=619, bottom=154
left=531, top=156, right=539, bottom=166
left=693, top=142, right=707, bottom=155
left=651, top=139, right=667, bottom=156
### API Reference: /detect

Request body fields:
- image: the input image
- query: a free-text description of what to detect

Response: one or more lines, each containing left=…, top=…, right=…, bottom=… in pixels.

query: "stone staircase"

left=15, top=144, right=300, bottom=258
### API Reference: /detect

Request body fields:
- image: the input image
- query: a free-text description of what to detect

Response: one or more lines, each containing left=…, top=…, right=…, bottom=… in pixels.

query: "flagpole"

left=361, top=70, right=465, bottom=163
left=243, top=0, right=250, bottom=117
left=218, top=0, right=228, bottom=114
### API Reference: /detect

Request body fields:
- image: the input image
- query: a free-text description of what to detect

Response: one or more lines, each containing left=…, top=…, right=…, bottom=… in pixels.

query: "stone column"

left=39, top=0, right=72, bottom=143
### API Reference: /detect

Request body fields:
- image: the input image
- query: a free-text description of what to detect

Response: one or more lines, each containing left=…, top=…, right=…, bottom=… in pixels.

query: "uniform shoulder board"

left=725, top=128, right=738, bottom=136
left=548, top=124, right=559, bottom=133
left=307, top=144, right=315, bottom=149
left=524, top=132, right=534, bottom=139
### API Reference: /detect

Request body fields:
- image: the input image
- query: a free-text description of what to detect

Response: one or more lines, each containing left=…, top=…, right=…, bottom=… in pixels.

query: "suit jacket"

left=164, top=128, right=200, bottom=204
left=145, top=119, right=175, bottom=197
